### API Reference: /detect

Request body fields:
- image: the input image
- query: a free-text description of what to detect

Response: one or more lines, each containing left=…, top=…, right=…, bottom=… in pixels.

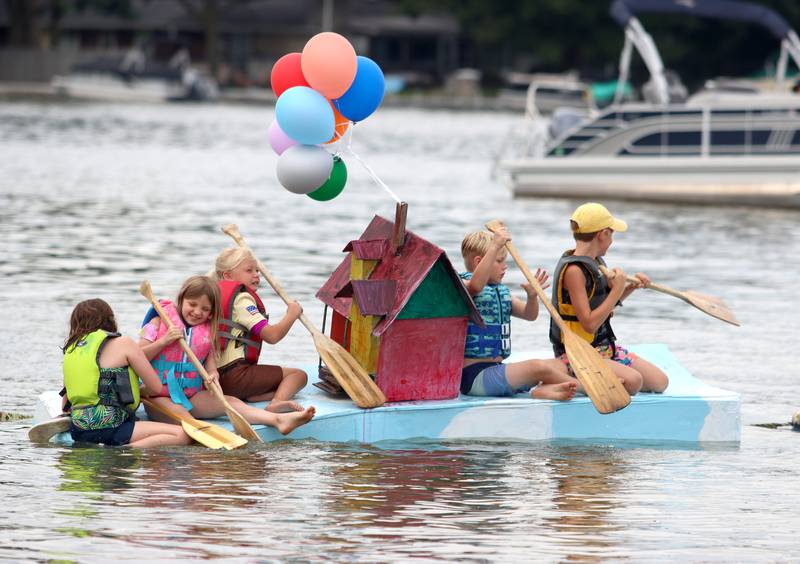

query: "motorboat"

left=52, top=47, right=218, bottom=103
left=494, top=0, right=800, bottom=208
left=496, top=71, right=592, bottom=114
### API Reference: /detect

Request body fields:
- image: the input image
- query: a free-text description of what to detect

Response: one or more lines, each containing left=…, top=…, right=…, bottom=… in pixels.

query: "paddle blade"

left=682, top=291, right=740, bottom=326
left=142, top=398, right=248, bottom=450
left=208, top=381, right=263, bottom=442
left=195, top=422, right=248, bottom=450
left=225, top=407, right=262, bottom=442
left=314, top=332, right=386, bottom=408
left=181, top=421, right=226, bottom=449
left=28, top=415, right=70, bottom=444
left=563, top=332, right=630, bottom=414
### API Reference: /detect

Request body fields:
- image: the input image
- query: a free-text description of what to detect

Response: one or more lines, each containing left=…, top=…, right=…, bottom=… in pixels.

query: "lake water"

left=1, top=100, right=798, bottom=561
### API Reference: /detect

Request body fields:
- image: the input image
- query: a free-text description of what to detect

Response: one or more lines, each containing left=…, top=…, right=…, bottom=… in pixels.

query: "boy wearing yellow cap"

left=549, top=203, right=668, bottom=394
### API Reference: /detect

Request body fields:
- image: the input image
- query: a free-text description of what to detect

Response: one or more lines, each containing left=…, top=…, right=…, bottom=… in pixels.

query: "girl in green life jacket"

left=62, top=299, right=192, bottom=447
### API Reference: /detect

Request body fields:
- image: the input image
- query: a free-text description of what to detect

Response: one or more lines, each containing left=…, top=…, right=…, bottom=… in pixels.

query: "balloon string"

left=342, top=125, right=401, bottom=204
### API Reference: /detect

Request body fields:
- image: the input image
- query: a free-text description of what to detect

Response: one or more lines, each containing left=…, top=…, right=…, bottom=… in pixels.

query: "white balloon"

left=276, top=145, right=334, bottom=194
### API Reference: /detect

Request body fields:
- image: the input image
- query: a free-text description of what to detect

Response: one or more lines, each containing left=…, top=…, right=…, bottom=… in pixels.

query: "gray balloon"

left=276, top=145, right=334, bottom=194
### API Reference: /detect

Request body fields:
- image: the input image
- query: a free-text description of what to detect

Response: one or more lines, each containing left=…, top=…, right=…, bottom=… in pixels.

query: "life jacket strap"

left=164, top=367, right=195, bottom=410
left=152, top=358, right=197, bottom=374
left=218, top=330, right=260, bottom=348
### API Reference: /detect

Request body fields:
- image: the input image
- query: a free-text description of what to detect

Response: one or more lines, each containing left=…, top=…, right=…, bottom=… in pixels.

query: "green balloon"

left=307, top=156, right=347, bottom=201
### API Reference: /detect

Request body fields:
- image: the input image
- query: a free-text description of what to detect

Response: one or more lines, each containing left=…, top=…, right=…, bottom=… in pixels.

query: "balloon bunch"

left=269, top=32, right=385, bottom=201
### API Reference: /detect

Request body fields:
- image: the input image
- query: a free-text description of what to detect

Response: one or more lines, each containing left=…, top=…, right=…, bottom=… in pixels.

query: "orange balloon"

left=325, top=103, right=350, bottom=144
left=301, top=32, right=357, bottom=99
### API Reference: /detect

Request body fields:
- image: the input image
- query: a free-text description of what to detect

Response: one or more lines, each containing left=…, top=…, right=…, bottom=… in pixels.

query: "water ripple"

left=1, top=101, right=799, bottom=561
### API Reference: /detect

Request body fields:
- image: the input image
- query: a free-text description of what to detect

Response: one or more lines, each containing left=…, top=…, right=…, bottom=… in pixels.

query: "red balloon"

left=270, top=53, right=310, bottom=97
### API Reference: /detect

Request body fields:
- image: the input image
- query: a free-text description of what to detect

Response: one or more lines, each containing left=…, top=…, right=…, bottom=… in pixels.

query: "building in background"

left=0, top=0, right=460, bottom=88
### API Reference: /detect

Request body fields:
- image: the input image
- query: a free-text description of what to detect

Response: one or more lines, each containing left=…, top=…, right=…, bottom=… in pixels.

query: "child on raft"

left=138, top=275, right=314, bottom=434
left=62, top=298, right=192, bottom=447
left=459, top=226, right=578, bottom=400
left=549, top=202, right=668, bottom=394
left=210, top=247, right=308, bottom=413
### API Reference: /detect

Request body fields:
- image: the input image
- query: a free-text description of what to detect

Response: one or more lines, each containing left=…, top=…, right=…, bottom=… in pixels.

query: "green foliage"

left=398, top=0, right=800, bottom=88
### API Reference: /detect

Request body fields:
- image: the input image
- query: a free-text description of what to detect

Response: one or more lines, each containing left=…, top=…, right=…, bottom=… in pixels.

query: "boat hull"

left=502, top=155, right=800, bottom=208
left=34, top=344, right=740, bottom=446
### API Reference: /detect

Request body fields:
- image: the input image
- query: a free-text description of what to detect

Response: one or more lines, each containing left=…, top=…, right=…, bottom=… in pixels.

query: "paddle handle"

left=221, top=224, right=318, bottom=336
left=139, top=281, right=231, bottom=405
left=141, top=397, right=190, bottom=425
left=598, top=265, right=688, bottom=303
left=485, top=220, right=569, bottom=333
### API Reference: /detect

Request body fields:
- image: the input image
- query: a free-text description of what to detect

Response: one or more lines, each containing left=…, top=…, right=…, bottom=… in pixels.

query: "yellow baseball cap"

left=570, top=203, right=628, bottom=233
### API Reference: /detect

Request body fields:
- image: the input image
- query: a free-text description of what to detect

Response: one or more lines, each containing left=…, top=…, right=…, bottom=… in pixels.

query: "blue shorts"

left=461, top=362, right=531, bottom=397
left=70, top=417, right=136, bottom=446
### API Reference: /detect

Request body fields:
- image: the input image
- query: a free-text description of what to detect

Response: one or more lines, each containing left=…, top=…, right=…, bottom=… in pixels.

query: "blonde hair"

left=176, top=275, right=221, bottom=358
left=210, top=247, right=256, bottom=281
left=461, top=230, right=505, bottom=271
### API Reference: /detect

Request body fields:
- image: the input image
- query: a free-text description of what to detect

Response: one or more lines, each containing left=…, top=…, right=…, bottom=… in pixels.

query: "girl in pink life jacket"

left=211, top=247, right=308, bottom=414
left=138, top=275, right=315, bottom=435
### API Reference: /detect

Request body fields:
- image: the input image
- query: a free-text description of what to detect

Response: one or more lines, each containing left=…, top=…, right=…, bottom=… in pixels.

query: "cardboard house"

left=316, top=214, right=482, bottom=402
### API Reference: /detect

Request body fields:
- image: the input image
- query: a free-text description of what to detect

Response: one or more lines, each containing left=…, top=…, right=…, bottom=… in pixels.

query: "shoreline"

left=0, top=81, right=523, bottom=113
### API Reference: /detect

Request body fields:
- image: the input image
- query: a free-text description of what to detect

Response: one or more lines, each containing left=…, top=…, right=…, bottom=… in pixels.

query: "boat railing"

left=491, top=79, right=597, bottom=177
left=546, top=103, right=800, bottom=158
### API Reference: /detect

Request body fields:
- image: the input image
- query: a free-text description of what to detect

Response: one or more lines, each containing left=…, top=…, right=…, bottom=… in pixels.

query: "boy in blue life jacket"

left=549, top=202, right=668, bottom=394
left=459, top=226, right=578, bottom=400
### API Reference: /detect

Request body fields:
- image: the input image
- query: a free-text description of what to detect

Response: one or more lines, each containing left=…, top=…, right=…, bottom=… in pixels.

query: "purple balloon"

left=268, top=120, right=298, bottom=155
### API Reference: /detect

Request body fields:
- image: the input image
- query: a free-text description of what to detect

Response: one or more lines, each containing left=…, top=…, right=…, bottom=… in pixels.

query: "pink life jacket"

left=149, top=300, right=212, bottom=410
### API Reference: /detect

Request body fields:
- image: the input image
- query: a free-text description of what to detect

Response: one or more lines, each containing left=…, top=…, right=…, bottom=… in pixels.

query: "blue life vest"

left=460, top=272, right=512, bottom=359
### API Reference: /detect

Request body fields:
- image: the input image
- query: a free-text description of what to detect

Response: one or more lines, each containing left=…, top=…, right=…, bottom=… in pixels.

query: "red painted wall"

left=375, top=317, right=467, bottom=402
left=330, top=310, right=351, bottom=351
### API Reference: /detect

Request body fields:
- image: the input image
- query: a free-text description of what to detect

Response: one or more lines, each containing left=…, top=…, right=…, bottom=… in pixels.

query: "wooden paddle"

left=28, top=414, right=70, bottom=444
left=139, top=280, right=263, bottom=443
left=221, top=224, right=386, bottom=409
left=597, top=266, right=740, bottom=326
left=141, top=397, right=247, bottom=450
left=486, top=220, right=631, bottom=414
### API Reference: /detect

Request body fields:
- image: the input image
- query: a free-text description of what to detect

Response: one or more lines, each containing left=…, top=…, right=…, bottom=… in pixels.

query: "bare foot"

left=531, top=382, right=578, bottom=401
left=275, top=406, right=315, bottom=435
left=266, top=400, right=304, bottom=413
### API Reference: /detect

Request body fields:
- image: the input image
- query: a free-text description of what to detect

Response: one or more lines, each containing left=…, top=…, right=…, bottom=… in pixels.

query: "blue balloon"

left=275, top=86, right=335, bottom=145
left=333, top=56, right=385, bottom=123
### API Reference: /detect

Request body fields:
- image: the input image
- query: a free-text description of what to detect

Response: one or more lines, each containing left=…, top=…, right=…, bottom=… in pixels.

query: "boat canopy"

left=608, top=0, right=800, bottom=105
left=610, top=0, right=793, bottom=40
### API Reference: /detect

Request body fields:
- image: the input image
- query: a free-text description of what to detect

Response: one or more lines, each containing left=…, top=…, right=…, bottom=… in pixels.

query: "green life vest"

left=63, top=329, right=140, bottom=411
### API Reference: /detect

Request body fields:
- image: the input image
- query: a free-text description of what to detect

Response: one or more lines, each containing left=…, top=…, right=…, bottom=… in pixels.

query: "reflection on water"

left=543, top=446, right=626, bottom=558
left=2, top=101, right=799, bottom=560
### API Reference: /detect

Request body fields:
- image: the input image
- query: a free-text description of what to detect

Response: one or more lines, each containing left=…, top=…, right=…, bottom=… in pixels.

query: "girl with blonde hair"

left=211, top=247, right=309, bottom=413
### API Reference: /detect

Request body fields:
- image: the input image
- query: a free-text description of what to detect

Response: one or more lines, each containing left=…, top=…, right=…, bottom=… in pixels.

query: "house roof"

left=342, top=238, right=388, bottom=260
left=335, top=280, right=397, bottom=316
left=317, top=215, right=482, bottom=336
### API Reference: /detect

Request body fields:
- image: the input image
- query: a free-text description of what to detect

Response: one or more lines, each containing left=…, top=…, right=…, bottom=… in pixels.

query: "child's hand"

left=608, top=267, right=627, bottom=293
left=205, top=371, right=219, bottom=388
left=534, top=267, right=550, bottom=291
left=160, top=326, right=183, bottom=345
left=491, top=226, right=511, bottom=249
left=522, top=268, right=550, bottom=293
left=630, top=272, right=651, bottom=289
left=287, top=301, right=303, bottom=320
